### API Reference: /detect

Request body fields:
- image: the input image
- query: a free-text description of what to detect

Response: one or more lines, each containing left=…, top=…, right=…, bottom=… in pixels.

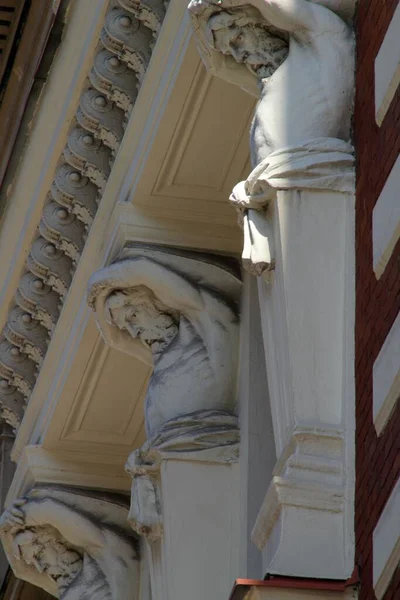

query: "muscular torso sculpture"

left=190, top=0, right=354, bottom=162
left=87, top=248, right=241, bottom=540
left=189, top=0, right=354, bottom=277
left=248, top=0, right=353, bottom=162
left=88, top=249, right=241, bottom=437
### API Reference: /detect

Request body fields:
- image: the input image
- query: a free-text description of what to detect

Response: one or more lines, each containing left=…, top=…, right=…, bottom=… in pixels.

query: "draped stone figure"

left=0, top=487, right=140, bottom=599
left=87, top=245, right=241, bottom=539
left=189, top=0, right=355, bottom=278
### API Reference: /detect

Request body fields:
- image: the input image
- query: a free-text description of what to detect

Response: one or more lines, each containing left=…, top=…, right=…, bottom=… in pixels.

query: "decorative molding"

left=10, top=0, right=222, bottom=466
left=0, top=0, right=169, bottom=430
left=251, top=426, right=350, bottom=579
left=59, top=331, right=148, bottom=448
left=6, top=445, right=132, bottom=504
left=152, top=63, right=252, bottom=201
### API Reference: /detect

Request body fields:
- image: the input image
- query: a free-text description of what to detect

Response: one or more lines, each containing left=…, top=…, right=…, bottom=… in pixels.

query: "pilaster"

left=147, top=459, right=240, bottom=600
left=254, top=188, right=355, bottom=579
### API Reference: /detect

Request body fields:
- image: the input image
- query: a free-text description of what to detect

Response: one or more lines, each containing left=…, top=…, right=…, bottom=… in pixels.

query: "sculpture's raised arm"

left=246, top=0, right=318, bottom=31
left=188, top=0, right=267, bottom=96
left=247, top=0, right=352, bottom=32
left=0, top=487, right=140, bottom=599
left=1, top=496, right=106, bottom=552
left=88, top=257, right=204, bottom=316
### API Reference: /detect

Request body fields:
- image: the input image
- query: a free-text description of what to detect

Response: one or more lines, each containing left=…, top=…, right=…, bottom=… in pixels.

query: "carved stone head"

left=206, top=8, right=288, bottom=78
left=13, top=526, right=82, bottom=593
left=105, top=285, right=179, bottom=355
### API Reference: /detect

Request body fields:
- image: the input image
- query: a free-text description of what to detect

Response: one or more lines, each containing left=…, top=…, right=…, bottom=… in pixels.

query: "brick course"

left=354, top=1, right=400, bottom=599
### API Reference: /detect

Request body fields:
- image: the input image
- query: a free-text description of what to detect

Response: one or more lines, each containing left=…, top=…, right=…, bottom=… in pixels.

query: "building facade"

left=354, top=1, right=399, bottom=599
left=0, top=0, right=397, bottom=599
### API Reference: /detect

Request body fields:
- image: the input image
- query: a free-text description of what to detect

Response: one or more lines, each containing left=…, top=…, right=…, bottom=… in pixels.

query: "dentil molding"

left=0, top=0, right=169, bottom=431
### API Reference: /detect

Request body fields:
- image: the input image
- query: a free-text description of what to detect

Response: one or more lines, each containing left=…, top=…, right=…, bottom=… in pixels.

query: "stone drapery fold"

left=229, top=137, right=355, bottom=279
left=125, top=409, right=239, bottom=540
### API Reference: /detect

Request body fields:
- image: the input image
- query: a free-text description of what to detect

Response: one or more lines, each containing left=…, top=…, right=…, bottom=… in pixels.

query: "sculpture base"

left=147, top=459, right=240, bottom=600
left=252, top=428, right=351, bottom=580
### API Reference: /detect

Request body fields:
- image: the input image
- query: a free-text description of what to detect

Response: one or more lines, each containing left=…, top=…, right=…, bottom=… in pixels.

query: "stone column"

left=87, top=244, right=242, bottom=599
left=189, top=0, right=356, bottom=580
left=0, top=486, right=140, bottom=599
left=251, top=183, right=355, bottom=579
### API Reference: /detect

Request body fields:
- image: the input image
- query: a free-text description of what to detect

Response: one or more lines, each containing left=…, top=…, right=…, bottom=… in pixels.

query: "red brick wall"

left=354, top=1, right=400, bottom=599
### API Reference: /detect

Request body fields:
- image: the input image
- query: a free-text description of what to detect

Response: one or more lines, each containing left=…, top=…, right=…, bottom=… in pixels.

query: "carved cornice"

left=0, top=0, right=168, bottom=430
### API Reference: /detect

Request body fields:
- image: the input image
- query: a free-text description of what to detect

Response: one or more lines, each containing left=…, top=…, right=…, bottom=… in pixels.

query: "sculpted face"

left=207, top=11, right=288, bottom=78
left=106, top=287, right=179, bottom=355
left=14, top=528, right=82, bottom=590
left=122, top=304, right=177, bottom=352
left=212, top=24, right=265, bottom=65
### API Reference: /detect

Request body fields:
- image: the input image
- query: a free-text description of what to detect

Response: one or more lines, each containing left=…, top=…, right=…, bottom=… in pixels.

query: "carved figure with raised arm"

left=88, top=245, right=241, bottom=438
left=189, top=0, right=355, bottom=277
left=87, top=245, right=241, bottom=539
left=0, top=487, right=140, bottom=599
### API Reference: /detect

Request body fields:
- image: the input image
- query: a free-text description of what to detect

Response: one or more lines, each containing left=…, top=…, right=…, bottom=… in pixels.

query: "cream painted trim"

left=373, top=310, right=400, bottom=435
left=0, top=0, right=179, bottom=430
left=0, top=0, right=110, bottom=326
left=12, top=0, right=198, bottom=461
left=6, top=445, right=130, bottom=505
left=373, top=478, right=400, bottom=600
left=252, top=475, right=345, bottom=551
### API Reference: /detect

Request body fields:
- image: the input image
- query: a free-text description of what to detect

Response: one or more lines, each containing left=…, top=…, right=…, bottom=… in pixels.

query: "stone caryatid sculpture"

left=189, top=0, right=355, bottom=278
left=0, top=487, right=140, bottom=599
left=87, top=245, right=241, bottom=539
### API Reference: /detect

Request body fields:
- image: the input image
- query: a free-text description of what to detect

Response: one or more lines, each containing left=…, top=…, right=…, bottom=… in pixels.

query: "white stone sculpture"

left=125, top=409, right=240, bottom=539
left=189, top=0, right=355, bottom=278
left=0, top=487, right=140, bottom=599
left=88, top=245, right=241, bottom=539
left=88, top=245, right=241, bottom=436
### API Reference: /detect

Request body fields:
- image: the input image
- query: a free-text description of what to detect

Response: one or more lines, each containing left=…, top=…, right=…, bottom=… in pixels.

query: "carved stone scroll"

left=0, top=0, right=169, bottom=431
left=0, top=486, right=140, bottom=599
left=119, top=0, right=167, bottom=36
